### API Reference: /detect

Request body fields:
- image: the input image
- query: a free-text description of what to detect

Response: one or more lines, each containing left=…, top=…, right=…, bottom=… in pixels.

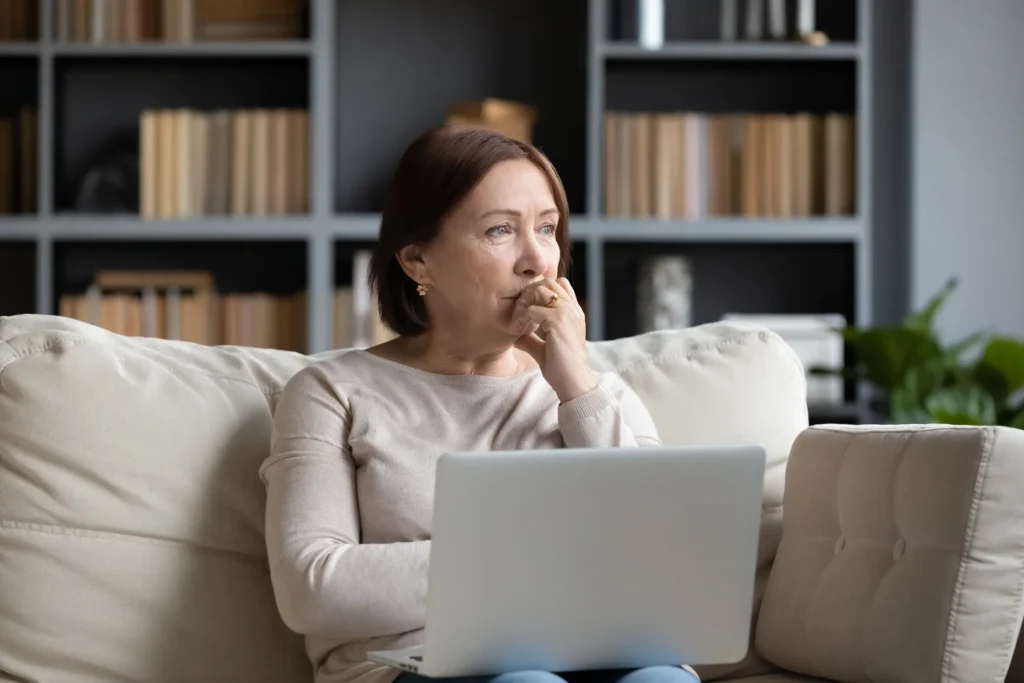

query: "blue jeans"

left=396, top=665, right=700, bottom=683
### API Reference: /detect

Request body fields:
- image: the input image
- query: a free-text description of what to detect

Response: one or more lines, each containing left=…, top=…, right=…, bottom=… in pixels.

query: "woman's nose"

left=515, top=237, right=548, bottom=277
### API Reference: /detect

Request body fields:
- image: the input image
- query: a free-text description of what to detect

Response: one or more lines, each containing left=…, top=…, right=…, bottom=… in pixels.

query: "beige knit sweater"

left=260, top=350, right=662, bottom=683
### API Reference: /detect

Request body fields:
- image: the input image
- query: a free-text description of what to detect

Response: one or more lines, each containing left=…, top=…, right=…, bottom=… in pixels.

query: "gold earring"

left=416, top=283, right=428, bottom=296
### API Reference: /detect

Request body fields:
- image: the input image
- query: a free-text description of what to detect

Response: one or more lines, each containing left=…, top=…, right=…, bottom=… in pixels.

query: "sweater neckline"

left=352, top=349, right=544, bottom=387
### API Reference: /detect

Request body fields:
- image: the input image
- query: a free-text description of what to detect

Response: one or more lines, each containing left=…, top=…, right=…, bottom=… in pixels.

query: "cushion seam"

left=0, top=335, right=284, bottom=397
left=0, top=338, right=13, bottom=393
left=0, top=519, right=265, bottom=566
left=939, top=427, right=994, bottom=682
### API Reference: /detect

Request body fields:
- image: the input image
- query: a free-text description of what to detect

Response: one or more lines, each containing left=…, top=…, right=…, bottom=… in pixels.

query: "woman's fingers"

left=556, top=277, right=578, bottom=303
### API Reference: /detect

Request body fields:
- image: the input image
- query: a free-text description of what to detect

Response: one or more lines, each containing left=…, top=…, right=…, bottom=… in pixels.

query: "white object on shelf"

left=638, top=0, right=665, bottom=50
left=722, top=313, right=847, bottom=405
left=637, top=256, right=693, bottom=333
left=797, top=0, right=815, bottom=39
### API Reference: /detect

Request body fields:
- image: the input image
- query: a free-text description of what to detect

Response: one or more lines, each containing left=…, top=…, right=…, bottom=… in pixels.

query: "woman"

left=260, top=126, right=699, bottom=683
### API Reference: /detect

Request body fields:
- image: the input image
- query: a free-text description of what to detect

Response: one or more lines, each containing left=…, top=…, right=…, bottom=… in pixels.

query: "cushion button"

left=893, top=538, right=906, bottom=561
left=834, top=535, right=846, bottom=555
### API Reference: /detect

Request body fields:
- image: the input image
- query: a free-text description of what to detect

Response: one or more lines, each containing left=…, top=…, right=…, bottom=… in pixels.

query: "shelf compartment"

left=605, top=0, right=858, bottom=44
left=334, top=0, right=588, bottom=215
left=53, top=239, right=310, bottom=351
left=602, top=240, right=856, bottom=340
left=0, top=239, right=36, bottom=316
left=0, top=57, right=39, bottom=217
left=55, top=56, right=309, bottom=215
left=604, top=59, right=856, bottom=114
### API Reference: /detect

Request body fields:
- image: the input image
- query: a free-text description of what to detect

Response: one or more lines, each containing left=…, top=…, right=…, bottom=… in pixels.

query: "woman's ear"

left=397, top=244, right=430, bottom=285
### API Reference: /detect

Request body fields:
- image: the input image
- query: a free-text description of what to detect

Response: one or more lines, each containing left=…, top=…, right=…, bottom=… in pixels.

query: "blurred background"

left=0, top=0, right=1021, bottom=427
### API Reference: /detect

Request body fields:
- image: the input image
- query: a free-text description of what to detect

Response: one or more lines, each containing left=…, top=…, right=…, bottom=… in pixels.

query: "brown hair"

left=368, top=125, right=572, bottom=337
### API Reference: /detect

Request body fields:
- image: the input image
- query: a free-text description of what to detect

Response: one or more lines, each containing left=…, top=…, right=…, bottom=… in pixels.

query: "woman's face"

left=405, top=158, right=562, bottom=339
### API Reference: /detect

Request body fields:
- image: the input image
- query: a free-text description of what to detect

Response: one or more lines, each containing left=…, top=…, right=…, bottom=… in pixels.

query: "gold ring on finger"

left=547, top=293, right=560, bottom=308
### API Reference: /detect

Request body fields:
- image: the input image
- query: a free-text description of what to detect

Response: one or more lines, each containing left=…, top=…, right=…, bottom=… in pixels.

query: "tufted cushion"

left=0, top=314, right=807, bottom=682
left=755, top=423, right=1024, bottom=683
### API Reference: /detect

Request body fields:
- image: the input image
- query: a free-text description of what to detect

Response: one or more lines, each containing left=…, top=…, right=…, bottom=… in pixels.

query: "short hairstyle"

left=368, top=125, right=573, bottom=337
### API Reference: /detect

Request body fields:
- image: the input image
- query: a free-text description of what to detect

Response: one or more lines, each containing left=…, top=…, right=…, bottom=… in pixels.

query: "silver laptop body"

left=368, top=444, right=766, bottom=678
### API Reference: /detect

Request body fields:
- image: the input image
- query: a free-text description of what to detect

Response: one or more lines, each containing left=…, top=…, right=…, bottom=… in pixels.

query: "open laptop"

left=368, top=444, right=766, bottom=678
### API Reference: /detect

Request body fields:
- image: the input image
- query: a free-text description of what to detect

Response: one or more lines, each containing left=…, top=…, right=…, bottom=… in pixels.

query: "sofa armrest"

left=754, top=424, right=1024, bottom=683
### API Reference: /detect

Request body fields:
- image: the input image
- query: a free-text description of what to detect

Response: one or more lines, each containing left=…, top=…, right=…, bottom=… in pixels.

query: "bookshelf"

left=0, top=0, right=882, bottom=421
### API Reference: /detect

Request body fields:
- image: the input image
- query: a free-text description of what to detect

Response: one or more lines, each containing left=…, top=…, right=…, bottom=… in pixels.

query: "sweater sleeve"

left=259, top=365, right=430, bottom=642
left=557, top=372, right=662, bottom=448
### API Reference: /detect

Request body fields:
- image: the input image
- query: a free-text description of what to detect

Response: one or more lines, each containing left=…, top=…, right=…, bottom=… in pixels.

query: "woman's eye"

left=487, top=224, right=508, bottom=236
left=539, top=224, right=556, bottom=235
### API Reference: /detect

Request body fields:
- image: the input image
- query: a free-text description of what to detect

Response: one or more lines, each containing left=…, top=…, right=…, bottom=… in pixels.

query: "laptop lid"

left=420, top=445, right=766, bottom=678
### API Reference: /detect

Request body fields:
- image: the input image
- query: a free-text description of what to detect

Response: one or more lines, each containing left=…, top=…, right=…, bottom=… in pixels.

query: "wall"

left=910, top=0, right=1024, bottom=342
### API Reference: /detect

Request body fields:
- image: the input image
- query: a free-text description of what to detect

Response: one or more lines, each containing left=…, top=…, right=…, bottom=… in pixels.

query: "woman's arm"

left=557, top=373, right=662, bottom=448
left=260, top=365, right=429, bottom=641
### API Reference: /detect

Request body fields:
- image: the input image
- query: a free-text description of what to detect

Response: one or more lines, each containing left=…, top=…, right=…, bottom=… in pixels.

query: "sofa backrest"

left=0, top=314, right=808, bottom=682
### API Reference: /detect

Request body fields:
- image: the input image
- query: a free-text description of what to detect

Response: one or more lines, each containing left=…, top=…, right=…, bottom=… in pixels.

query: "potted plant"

left=815, top=277, right=1024, bottom=427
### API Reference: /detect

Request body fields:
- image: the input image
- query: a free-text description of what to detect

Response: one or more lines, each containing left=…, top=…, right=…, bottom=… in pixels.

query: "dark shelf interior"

left=0, top=240, right=36, bottom=316
left=605, top=58, right=856, bottom=114
left=54, top=56, right=309, bottom=212
left=333, top=239, right=380, bottom=289
left=53, top=240, right=308, bottom=308
left=333, top=0, right=588, bottom=215
left=0, top=57, right=37, bottom=113
left=607, top=0, right=858, bottom=43
left=602, top=240, right=855, bottom=339
left=0, top=57, right=39, bottom=216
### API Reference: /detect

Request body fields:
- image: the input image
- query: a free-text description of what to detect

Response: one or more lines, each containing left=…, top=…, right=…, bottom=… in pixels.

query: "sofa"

left=0, top=313, right=1023, bottom=683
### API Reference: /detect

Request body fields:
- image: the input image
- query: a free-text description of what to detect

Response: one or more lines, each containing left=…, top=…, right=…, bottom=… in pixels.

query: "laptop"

left=368, top=444, right=766, bottom=678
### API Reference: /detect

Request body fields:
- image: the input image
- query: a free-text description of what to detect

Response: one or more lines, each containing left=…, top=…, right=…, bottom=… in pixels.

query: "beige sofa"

left=1, top=313, right=1023, bottom=683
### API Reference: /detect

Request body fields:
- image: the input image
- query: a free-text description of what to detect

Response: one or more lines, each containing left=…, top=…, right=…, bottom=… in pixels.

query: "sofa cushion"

left=0, top=314, right=315, bottom=682
left=755, top=423, right=1024, bottom=683
left=0, top=314, right=808, bottom=682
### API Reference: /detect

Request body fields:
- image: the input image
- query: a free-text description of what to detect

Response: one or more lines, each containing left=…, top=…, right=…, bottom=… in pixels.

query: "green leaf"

left=948, top=329, right=992, bottom=358
left=845, top=327, right=943, bottom=391
left=980, top=337, right=1024, bottom=395
left=924, top=386, right=999, bottom=425
left=903, top=276, right=958, bottom=333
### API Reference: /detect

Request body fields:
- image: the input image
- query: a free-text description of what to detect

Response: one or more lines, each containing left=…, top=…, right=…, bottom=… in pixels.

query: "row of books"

left=0, top=108, right=38, bottom=215
left=603, top=111, right=855, bottom=220
left=54, top=0, right=304, bottom=43
left=0, top=0, right=38, bottom=40
left=59, top=286, right=309, bottom=351
left=51, top=262, right=397, bottom=353
left=139, top=107, right=310, bottom=219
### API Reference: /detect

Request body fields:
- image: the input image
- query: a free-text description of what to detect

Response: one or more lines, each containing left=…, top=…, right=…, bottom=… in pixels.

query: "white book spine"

left=638, top=0, right=665, bottom=50
left=797, top=0, right=815, bottom=37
